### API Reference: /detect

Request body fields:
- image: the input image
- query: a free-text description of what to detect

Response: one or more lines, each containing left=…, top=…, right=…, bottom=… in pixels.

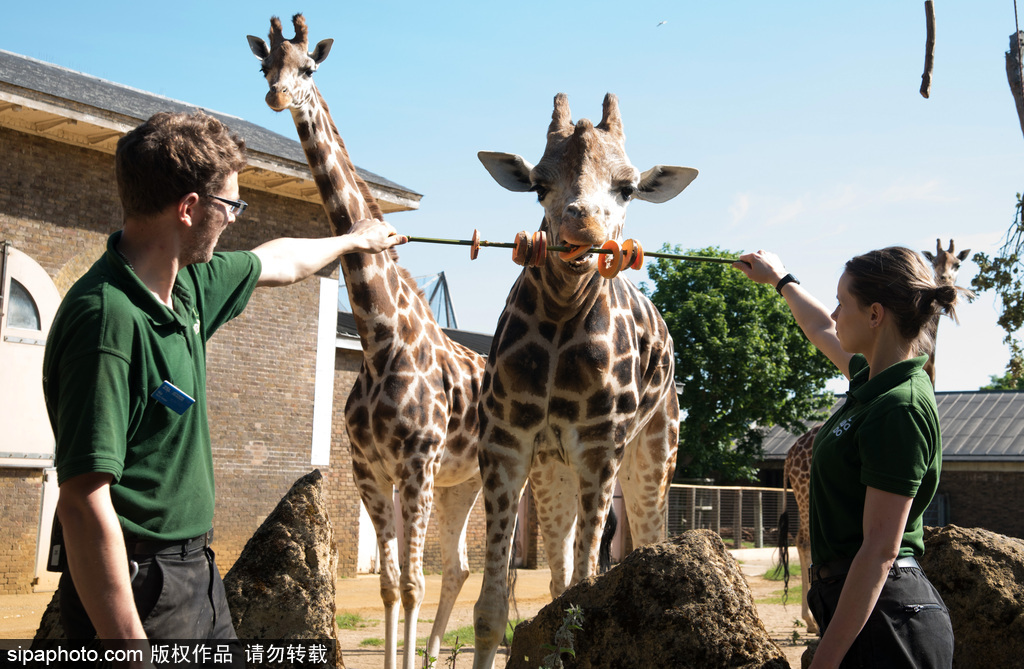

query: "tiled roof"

left=761, top=391, right=1024, bottom=462
left=0, top=49, right=420, bottom=210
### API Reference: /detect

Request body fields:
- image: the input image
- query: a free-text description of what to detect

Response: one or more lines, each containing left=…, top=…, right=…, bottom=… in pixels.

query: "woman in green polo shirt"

left=736, top=246, right=966, bottom=668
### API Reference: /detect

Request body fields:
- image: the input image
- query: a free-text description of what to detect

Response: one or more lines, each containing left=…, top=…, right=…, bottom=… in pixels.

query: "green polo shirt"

left=44, top=232, right=260, bottom=541
left=808, top=353, right=941, bottom=565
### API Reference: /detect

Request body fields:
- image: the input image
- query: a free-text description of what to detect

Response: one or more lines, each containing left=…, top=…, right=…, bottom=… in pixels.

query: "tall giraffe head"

left=246, top=14, right=333, bottom=112
left=479, top=94, right=698, bottom=277
left=922, top=238, right=970, bottom=287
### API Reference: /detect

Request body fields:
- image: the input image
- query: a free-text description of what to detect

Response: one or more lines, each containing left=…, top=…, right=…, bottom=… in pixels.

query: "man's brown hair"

left=115, top=111, right=247, bottom=218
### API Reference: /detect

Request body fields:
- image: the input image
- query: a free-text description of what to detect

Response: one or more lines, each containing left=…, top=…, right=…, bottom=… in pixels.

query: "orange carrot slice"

left=531, top=231, right=547, bottom=267
left=620, top=239, right=637, bottom=271
left=470, top=229, right=481, bottom=260
left=512, top=231, right=529, bottom=266
left=598, top=239, right=622, bottom=279
left=630, top=240, right=644, bottom=270
left=558, top=243, right=592, bottom=262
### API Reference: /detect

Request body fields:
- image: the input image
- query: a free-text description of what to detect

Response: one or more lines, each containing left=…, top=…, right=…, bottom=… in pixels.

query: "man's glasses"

left=206, top=194, right=248, bottom=216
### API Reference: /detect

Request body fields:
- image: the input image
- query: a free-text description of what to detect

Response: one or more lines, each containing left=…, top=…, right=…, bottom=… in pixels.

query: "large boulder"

left=919, top=524, right=1024, bottom=669
left=223, top=469, right=343, bottom=668
left=506, top=529, right=789, bottom=669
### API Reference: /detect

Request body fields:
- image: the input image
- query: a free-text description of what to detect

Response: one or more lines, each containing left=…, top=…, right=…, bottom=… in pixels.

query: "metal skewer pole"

left=404, top=235, right=738, bottom=264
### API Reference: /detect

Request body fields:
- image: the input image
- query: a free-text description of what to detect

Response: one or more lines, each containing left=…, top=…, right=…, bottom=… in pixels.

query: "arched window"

left=8, top=278, right=41, bottom=331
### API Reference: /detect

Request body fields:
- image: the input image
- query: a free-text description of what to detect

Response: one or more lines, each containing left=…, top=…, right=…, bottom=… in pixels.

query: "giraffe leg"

left=619, top=401, right=678, bottom=546
left=572, top=469, right=618, bottom=584
left=530, top=459, right=578, bottom=597
left=797, top=531, right=818, bottom=634
left=352, top=467, right=402, bottom=669
left=424, top=477, right=481, bottom=667
left=472, top=446, right=529, bottom=669
left=396, top=461, right=438, bottom=669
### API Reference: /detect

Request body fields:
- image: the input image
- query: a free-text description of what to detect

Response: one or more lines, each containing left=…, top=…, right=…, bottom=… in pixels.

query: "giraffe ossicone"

left=471, top=93, right=697, bottom=669
left=248, top=15, right=486, bottom=669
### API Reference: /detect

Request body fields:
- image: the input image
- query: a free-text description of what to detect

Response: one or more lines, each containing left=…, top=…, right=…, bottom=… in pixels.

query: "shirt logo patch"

left=833, top=418, right=853, bottom=437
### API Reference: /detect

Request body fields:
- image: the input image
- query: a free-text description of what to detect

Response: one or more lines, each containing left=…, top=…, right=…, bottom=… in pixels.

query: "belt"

left=125, top=529, right=213, bottom=557
left=810, top=555, right=921, bottom=581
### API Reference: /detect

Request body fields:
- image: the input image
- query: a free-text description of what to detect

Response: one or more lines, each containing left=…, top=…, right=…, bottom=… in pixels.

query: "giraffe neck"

left=290, top=88, right=381, bottom=232
left=922, top=267, right=956, bottom=389
left=290, top=87, right=428, bottom=358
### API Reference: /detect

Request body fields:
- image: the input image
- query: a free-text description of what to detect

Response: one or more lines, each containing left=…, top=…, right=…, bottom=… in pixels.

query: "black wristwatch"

left=775, top=273, right=800, bottom=295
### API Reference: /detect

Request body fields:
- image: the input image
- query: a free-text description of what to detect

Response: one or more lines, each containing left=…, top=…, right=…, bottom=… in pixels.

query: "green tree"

left=972, top=193, right=1024, bottom=380
left=642, top=246, right=840, bottom=482
left=980, top=370, right=1024, bottom=391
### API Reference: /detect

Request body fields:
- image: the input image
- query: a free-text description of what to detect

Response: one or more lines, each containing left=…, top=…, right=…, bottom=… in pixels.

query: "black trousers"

left=59, top=545, right=241, bottom=666
left=807, top=564, right=954, bottom=668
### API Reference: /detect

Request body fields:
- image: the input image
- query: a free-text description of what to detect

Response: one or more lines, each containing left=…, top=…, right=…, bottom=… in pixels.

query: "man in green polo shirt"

left=43, top=111, right=405, bottom=656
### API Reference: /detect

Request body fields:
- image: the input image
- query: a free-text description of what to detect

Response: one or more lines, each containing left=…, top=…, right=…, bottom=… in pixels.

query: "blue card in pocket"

left=151, top=380, right=195, bottom=415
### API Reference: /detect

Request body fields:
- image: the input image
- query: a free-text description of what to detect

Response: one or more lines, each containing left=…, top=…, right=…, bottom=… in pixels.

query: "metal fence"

left=667, top=483, right=799, bottom=549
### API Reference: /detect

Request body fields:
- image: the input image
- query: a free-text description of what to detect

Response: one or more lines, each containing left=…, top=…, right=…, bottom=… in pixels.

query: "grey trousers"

left=59, top=545, right=241, bottom=667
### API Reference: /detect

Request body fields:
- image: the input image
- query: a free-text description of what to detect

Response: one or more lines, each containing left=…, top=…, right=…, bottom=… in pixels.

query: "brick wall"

left=0, top=469, right=44, bottom=593
left=938, top=466, right=1024, bottom=539
left=0, top=123, right=505, bottom=594
left=0, top=125, right=364, bottom=591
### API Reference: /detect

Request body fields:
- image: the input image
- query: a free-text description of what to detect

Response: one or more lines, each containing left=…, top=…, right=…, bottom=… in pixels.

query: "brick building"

left=760, top=391, right=1024, bottom=540
left=0, top=48, right=503, bottom=594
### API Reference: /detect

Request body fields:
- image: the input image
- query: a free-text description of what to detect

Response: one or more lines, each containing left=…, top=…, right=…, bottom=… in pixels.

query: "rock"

left=800, top=638, right=817, bottom=669
left=919, top=524, right=1024, bottom=669
left=505, top=529, right=789, bottom=669
left=31, top=590, right=66, bottom=647
left=223, top=469, right=343, bottom=668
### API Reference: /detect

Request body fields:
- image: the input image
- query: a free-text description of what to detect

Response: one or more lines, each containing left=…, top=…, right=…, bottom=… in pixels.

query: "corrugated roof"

left=761, top=391, right=1024, bottom=462
left=337, top=312, right=492, bottom=357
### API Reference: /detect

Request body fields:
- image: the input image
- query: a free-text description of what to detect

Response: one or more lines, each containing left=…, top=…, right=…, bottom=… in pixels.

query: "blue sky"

left=3, top=1, right=1021, bottom=391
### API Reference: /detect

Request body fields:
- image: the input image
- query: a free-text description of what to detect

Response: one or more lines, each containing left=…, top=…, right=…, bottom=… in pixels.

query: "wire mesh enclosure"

left=667, top=483, right=799, bottom=549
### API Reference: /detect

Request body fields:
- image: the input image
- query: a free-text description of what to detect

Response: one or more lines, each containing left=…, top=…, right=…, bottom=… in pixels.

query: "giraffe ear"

left=247, top=35, right=269, bottom=60
left=635, top=166, right=699, bottom=203
left=478, top=151, right=536, bottom=192
left=957, top=249, right=971, bottom=261
left=310, top=39, right=333, bottom=65
left=922, top=251, right=935, bottom=262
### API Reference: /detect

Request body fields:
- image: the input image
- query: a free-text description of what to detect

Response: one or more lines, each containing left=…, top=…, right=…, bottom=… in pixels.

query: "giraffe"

left=247, top=16, right=485, bottom=669
left=921, top=238, right=970, bottom=387
left=780, top=238, right=969, bottom=636
left=780, top=425, right=820, bottom=634
left=471, top=93, right=698, bottom=668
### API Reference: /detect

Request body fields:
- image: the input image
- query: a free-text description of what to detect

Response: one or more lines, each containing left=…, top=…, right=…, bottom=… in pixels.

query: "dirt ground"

left=0, top=548, right=810, bottom=668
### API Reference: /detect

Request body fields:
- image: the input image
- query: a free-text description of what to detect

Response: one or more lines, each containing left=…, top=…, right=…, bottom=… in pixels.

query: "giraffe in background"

left=781, top=237, right=969, bottom=635
left=921, top=238, right=970, bottom=387
left=471, top=93, right=698, bottom=668
left=248, top=16, right=484, bottom=669
left=780, top=425, right=820, bottom=634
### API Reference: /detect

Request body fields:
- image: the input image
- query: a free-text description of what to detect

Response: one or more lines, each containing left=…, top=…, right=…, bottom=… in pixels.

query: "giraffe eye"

left=531, top=184, right=549, bottom=201
left=618, top=185, right=635, bottom=201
